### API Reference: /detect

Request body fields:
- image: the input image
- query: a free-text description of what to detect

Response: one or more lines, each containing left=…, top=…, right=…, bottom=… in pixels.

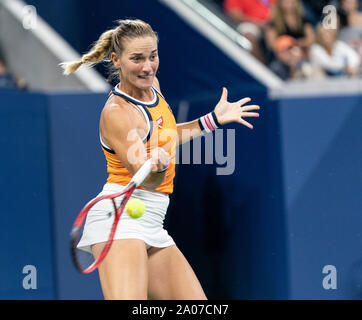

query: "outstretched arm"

left=176, top=87, right=260, bottom=145
left=152, top=78, right=260, bottom=145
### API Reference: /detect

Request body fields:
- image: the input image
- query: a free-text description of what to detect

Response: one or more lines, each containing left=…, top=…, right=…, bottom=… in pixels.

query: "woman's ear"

left=111, top=52, right=121, bottom=69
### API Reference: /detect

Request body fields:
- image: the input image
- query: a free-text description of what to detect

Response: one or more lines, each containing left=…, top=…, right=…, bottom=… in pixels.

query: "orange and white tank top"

left=100, top=84, right=177, bottom=194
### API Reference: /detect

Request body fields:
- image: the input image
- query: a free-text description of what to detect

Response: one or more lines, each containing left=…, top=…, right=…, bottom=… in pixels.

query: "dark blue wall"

left=279, top=94, right=362, bottom=299
left=46, top=93, right=108, bottom=299
left=166, top=87, right=288, bottom=299
left=0, top=90, right=55, bottom=299
left=1, top=88, right=361, bottom=299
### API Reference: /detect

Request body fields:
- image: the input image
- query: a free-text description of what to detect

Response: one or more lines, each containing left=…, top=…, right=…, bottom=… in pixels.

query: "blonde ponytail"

left=59, top=61, right=83, bottom=75
left=60, top=29, right=114, bottom=75
left=61, top=19, right=158, bottom=78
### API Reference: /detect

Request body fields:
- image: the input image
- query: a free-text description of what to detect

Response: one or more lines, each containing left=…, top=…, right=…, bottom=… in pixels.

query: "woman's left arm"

left=153, top=78, right=260, bottom=145
left=176, top=87, right=260, bottom=145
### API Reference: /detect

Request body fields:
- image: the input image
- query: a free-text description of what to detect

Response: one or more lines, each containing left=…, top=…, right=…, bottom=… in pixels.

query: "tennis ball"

left=125, top=198, right=145, bottom=219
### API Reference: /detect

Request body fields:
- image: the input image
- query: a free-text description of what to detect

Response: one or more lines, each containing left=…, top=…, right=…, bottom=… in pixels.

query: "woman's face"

left=341, top=0, right=358, bottom=13
left=115, top=36, right=159, bottom=90
left=279, top=0, right=297, bottom=13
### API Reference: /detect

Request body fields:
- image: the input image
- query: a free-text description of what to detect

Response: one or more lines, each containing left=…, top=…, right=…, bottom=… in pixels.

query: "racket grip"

left=130, top=158, right=152, bottom=187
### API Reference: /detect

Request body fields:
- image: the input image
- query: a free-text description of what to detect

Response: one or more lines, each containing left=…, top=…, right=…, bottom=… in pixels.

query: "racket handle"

left=130, top=158, right=152, bottom=187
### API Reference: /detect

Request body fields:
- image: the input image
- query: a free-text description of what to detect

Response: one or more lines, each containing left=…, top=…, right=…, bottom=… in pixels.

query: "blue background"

left=1, top=0, right=361, bottom=299
left=1, top=88, right=361, bottom=299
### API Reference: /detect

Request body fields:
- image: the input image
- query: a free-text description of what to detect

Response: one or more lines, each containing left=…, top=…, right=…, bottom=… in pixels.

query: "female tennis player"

left=61, top=19, right=260, bottom=300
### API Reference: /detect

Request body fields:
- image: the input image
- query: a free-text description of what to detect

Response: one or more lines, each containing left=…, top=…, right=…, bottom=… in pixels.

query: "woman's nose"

left=142, top=60, right=153, bottom=73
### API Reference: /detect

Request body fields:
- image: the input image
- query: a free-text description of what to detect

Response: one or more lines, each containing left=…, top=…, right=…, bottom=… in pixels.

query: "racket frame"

left=70, top=159, right=152, bottom=274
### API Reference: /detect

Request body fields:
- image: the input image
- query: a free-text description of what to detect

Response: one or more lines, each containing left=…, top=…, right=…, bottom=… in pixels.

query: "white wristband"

left=198, top=111, right=221, bottom=133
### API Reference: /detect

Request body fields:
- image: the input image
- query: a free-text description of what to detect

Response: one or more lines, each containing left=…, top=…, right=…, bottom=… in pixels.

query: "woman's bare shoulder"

left=100, top=95, right=137, bottom=138
left=102, top=94, right=132, bottom=119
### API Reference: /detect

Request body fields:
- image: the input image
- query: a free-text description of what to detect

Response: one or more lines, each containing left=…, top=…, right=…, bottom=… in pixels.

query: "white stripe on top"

left=114, top=84, right=158, bottom=106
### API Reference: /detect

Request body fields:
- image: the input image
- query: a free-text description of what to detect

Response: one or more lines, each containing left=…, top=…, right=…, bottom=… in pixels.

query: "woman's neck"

left=118, top=81, right=153, bottom=102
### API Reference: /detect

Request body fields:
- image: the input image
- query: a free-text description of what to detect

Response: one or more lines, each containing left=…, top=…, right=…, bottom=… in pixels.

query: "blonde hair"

left=60, top=19, right=158, bottom=76
left=272, top=0, right=304, bottom=36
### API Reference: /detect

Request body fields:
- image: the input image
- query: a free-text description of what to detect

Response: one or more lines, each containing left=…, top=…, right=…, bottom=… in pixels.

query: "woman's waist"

left=106, top=165, right=175, bottom=194
left=101, top=183, right=170, bottom=200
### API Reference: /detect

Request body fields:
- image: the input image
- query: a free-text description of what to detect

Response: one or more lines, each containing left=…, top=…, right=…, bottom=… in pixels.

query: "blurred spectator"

left=269, top=35, right=303, bottom=79
left=337, top=0, right=362, bottom=65
left=269, top=35, right=324, bottom=79
left=337, top=0, right=362, bottom=28
left=265, top=0, right=315, bottom=58
left=0, top=48, right=27, bottom=90
left=224, top=0, right=276, bottom=63
left=310, top=23, right=361, bottom=76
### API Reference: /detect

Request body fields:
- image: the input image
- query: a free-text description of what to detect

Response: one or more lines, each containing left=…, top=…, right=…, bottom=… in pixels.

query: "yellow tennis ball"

left=125, top=198, right=145, bottom=219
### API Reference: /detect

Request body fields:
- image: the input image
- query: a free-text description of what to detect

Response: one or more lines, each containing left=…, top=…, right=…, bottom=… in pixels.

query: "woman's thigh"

left=92, top=239, right=148, bottom=300
left=147, top=245, right=207, bottom=300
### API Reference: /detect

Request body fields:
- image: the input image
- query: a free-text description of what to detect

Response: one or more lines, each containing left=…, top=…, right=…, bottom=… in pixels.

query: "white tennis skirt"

left=77, top=183, right=175, bottom=253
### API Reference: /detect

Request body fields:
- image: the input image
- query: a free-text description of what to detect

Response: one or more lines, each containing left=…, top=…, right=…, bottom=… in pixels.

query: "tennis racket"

left=70, top=159, right=152, bottom=274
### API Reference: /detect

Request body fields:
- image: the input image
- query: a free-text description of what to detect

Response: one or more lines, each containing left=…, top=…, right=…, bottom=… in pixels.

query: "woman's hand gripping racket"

left=70, top=159, right=152, bottom=274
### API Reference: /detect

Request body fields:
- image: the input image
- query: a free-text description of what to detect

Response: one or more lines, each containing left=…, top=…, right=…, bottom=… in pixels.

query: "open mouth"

left=138, top=74, right=153, bottom=80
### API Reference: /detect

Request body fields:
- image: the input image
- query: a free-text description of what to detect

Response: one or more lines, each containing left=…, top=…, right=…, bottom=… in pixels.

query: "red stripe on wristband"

left=204, top=113, right=214, bottom=131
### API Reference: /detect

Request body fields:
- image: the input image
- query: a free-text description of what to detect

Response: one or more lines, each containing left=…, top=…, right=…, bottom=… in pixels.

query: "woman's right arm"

left=296, top=23, right=315, bottom=51
left=101, top=103, right=169, bottom=191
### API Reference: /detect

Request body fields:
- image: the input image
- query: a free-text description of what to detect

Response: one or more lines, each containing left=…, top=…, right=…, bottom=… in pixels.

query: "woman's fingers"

left=241, top=104, right=260, bottom=112
left=240, top=112, right=260, bottom=118
left=150, top=147, right=169, bottom=172
left=238, top=97, right=251, bottom=106
left=218, top=87, right=228, bottom=103
left=238, top=118, right=253, bottom=129
left=222, top=87, right=228, bottom=101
